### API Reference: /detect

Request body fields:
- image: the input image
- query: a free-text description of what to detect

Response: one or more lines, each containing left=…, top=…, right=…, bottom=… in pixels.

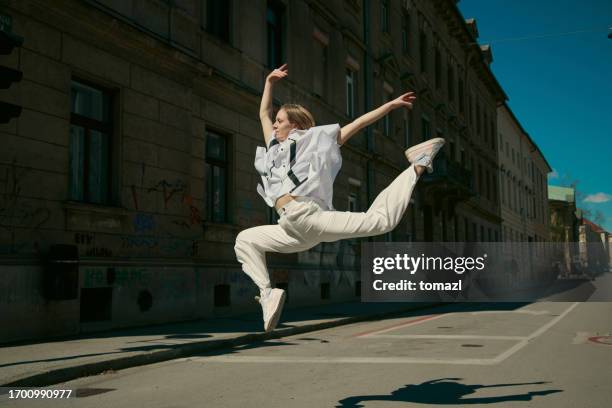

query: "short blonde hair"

left=280, top=104, right=315, bottom=130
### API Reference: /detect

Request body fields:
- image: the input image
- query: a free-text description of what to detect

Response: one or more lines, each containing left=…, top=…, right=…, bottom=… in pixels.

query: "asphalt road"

left=2, top=301, right=611, bottom=408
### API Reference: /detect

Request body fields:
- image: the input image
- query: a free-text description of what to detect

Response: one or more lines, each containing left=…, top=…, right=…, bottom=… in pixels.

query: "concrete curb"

left=2, top=303, right=441, bottom=387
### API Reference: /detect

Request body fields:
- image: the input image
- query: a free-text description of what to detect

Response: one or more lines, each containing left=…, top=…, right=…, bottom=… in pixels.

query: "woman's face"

left=273, top=109, right=297, bottom=140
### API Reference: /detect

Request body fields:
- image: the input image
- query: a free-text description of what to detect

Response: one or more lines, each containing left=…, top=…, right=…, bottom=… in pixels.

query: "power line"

left=468, top=25, right=611, bottom=45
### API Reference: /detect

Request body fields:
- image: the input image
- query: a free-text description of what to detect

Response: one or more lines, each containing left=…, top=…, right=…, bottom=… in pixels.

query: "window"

left=267, top=1, right=284, bottom=69
left=492, top=172, right=497, bottom=203
left=483, top=112, right=488, bottom=144
left=313, top=30, right=328, bottom=99
left=476, top=102, right=481, bottom=137
left=434, top=47, right=441, bottom=89
left=471, top=160, right=475, bottom=187
left=421, top=117, right=431, bottom=141
left=206, top=0, right=231, bottom=42
left=205, top=130, right=229, bottom=222
left=447, top=64, right=454, bottom=102
left=419, top=30, right=427, bottom=74
left=471, top=94, right=475, bottom=126
left=485, top=169, right=490, bottom=200
left=458, top=77, right=464, bottom=112
left=383, top=88, right=392, bottom=137
left=268, top=207, right=279, bottom=224
left=441, top=210, right=447, bottom=241
left=69, top=80, right=114, bottom=205
left=508, top=177, right=512, bottom=209
left=346, top=68, right=356, bottom=118
left=468, top=94, right=472, bottom=125
left=501, top=173, right=506, bottom=204
left=408, top=204, right=416, bottom=241
left=348, top=192, right=358, bottom=212
left=401, top=12, right=410, bottom=54
left=348, top=181, right=361, bottom=211
left=381, top=0, right=389, bottom=33
left=403, top=111, right=411, bottom=147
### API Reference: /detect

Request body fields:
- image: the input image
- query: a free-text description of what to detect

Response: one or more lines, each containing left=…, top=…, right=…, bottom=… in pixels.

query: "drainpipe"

left=363, top=0, right=374, bottom=208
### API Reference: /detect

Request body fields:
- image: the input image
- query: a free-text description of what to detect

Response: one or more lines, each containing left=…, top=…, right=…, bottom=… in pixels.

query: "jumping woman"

left=234, top=64, right=445, bottom=332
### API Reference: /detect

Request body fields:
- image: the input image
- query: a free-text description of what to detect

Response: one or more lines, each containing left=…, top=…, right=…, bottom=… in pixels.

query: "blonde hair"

left=280, top=104, right=315, bottom=130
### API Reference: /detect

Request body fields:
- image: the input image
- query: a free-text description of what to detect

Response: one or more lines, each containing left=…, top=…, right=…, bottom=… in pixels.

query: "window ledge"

left=64, top=201, right=129, bottom=233
left=63, top=201, right=129, bottom=216
left=202, top=221, right=242, bottom=231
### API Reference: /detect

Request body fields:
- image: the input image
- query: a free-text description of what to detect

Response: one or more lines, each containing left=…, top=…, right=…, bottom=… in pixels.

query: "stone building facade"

left=1, top=0, right=507, bottom=342
left=497, top=102, right=551, bottom=285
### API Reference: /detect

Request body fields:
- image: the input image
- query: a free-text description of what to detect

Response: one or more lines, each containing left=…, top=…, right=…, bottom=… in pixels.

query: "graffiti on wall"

left=83, top=267, right=193, bottom=301
left=74, top=232, right=113, bottom=257
left=0, top=159, right=50, bottom=254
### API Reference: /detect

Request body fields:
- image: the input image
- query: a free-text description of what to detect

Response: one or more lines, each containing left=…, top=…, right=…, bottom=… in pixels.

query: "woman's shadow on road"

left=337, top=378, right=562, bottom=407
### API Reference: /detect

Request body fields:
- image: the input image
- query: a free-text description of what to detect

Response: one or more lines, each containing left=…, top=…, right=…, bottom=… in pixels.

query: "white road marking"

left=184, top=355, right=502, bottom=365
left=470, top=309, right=551, bottom=315
left=490, top=302, right=580, bottom=364
left=367, top=334, right=527, bottom=341
left=179, top=303, right=580, bottom=366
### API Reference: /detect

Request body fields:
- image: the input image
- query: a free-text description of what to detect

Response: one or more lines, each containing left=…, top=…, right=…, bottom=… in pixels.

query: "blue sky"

left=457, top=0, right=612, bottom=232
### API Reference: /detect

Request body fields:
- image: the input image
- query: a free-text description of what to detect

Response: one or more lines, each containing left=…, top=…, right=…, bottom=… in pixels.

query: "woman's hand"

left=266, top=63, right=288, bottom=84
left=387, top=91, right=416, bottom=110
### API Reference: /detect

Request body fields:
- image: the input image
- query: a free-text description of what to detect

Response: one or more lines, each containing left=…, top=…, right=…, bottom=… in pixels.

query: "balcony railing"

left=420, top=151, right=474, bottom=195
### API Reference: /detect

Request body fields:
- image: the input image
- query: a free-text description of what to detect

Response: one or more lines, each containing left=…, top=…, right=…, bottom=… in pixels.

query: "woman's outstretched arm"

left=338, top=91, right=416, bottom=146
left=260, top=63, right=287, bottom=146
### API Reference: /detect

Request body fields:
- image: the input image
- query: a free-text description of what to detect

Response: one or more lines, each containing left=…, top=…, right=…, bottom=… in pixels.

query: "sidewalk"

left=0, top=301, right=439, bottom=387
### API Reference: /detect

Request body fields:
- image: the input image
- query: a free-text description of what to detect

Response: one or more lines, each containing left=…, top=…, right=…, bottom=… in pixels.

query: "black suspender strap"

left=267, top=138, right=279, bottom=150
left=286, top=168, right=300, bottom=186
left=289, top=138, right=297, bottom=167
left=290, top=176, right=308, bottom=193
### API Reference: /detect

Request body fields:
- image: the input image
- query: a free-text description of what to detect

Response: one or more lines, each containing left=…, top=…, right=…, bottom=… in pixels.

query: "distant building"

left=548, top=185, right=580, bottom=275
left=578, top=217, right=610, bottom=275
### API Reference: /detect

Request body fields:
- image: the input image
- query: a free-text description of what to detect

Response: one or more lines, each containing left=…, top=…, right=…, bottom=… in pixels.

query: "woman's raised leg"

left=313, top=164, right=421, bottom=242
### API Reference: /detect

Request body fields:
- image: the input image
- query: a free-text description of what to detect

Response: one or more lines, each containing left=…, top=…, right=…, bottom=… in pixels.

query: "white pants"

left=234, top=165, right=420, bottom=293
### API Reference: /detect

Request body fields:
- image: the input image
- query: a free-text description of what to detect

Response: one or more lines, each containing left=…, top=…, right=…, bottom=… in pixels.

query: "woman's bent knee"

left=234, top=230, right=256, bottom=253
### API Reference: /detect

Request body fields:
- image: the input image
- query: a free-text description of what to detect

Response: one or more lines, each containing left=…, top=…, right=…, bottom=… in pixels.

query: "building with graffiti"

left=2, top=0, right=513, bottom=342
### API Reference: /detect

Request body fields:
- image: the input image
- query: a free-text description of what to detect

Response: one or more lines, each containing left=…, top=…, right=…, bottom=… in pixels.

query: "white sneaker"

left=404, top=137, right=445, bottom=173
left=255, top=288, right=286, bottom=332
